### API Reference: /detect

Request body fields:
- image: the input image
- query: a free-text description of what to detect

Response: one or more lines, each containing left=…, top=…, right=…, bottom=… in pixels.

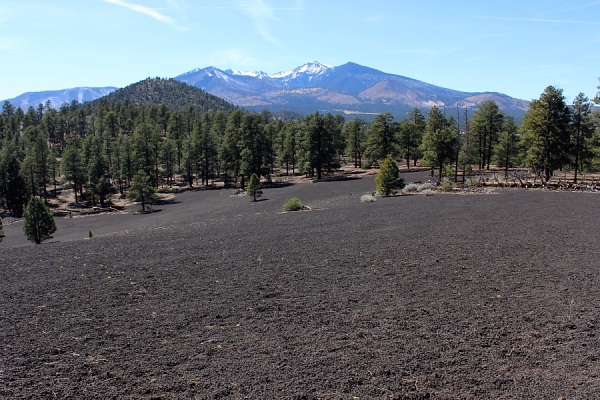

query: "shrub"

left=360, top=194, right=376, bottom=203
left=466, top=177, right=479, bottom=187
left=418, top=182, right=437, bottom=191
left=441, top=179, right=455, bottom=192
left=423, top=189, right=436, bottom=196
left=402, top=182, right=437, bottom=194
left=283, top=197, right=302, bottom=211
left=402, top=183, right=420, bottom=193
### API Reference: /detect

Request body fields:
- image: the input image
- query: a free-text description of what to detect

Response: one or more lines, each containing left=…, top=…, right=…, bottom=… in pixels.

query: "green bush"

left=283, top=197, right=302, bottom=211
left=442, top=164, right=454, bottom=178
left=375, top=156, right=404, bottom=196
left=441, top=179, right=455, bottom=192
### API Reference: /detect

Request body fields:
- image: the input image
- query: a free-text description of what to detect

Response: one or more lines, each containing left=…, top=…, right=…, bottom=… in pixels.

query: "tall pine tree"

left=521, top=86, right=571, bottom=182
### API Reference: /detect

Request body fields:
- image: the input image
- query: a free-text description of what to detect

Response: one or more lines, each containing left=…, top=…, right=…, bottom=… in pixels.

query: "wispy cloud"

left=104, top=0, right=185, bottom=29
left=237, top=0, right=284, bottom=48
left=0, top=36, right=26, bottom=51
left=479, top=16, right=600, bottom=26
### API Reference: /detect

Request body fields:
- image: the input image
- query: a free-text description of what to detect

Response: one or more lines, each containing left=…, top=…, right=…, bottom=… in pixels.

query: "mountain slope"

left=5, top=87, right=117, bottom=110
left=4, top=61, right=529, bottom=121
left=90, top=77, right=236, bottom=113
left=175, top=61, right=529, bottom=120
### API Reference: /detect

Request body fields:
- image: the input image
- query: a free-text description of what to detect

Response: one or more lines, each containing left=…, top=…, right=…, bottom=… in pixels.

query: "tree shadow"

left=154, top=198, right=181, bottom=205
left=263, top=182, right=295, bottom=189
left=315, top=176, right=362, bottom=182
left=132, top=208, right=163, bottom=215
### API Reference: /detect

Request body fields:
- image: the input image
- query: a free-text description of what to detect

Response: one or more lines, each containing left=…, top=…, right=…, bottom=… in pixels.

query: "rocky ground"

left=2, top=172, right=600, bottom=399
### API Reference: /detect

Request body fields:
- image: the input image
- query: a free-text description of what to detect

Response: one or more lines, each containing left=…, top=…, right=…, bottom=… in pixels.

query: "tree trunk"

left=574, top=131, right=581, bottom=183
left=73, top=180, right=78, bottom=204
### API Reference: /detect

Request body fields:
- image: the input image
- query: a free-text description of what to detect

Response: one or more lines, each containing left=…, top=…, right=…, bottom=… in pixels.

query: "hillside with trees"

left=91, top=78, right=237, bottom=113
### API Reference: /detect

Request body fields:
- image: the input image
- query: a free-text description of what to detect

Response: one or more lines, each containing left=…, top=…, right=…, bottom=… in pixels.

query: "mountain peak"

left=226, top=69, right=269, bottom=79
left=270, top=61, right=332, bottom=80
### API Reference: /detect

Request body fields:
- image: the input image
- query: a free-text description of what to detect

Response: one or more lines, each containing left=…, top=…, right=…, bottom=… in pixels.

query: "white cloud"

left=104, top=0, right=185, bottom=29
left=236, top=0, right=284, bottom=48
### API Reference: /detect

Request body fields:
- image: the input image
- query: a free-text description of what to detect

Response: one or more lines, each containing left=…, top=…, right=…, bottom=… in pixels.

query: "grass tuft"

left=360, top=194, right=376, bottom=203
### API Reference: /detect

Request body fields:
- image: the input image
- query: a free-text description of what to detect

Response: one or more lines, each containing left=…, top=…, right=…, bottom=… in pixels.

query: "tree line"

left=1, top=84, right=600, bottom=217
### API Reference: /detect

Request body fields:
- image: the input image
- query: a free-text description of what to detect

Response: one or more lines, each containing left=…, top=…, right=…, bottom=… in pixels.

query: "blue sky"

left=1, top=0, right=600, bottom=103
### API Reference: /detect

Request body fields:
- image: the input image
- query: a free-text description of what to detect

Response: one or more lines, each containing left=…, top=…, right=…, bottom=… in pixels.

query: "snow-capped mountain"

left=5, top=87, right=117, bottom=110
left=267, top=61, right=332, bottom=85
left=174, top=61, right=529, bottom=119
left=226, top=61, right=331, bottom=83
left=3, top=61, right=529, bottom=120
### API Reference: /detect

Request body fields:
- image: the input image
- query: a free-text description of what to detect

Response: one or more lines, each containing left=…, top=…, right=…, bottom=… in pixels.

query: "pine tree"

left=23, top=196, right=56, bottom=244
left=21, top=131, right=51, bottom=204
left=521, top=86, right=571, bottom=182
left=240, top=113, right=271, bottom=182
left=62, top=140, right=85, bottom=204
left=86, top=135, right=112, bottom=207
left=365, top=113, right=399, bottom=162
left=221, top=109, right=244, bottom=186
left=420, top=106, right=458, bottom=182
left=398, top=108, right=426, bottom=169
left=493, top=116, right=520, bottom=174
left=470, top=100, right=504, bottom=170
left=247, top=173, right=263, bottom=201
left=571, top=93, right=594, bottom=183
left=127, top=171, right=156, bottom=213
left=375, top=155, right=404, bottom=196
left=0, top=142, right=28, bottom=216
left=280, top=121, right=300, bottom=175
left=343, top=118, right=366, bottom=168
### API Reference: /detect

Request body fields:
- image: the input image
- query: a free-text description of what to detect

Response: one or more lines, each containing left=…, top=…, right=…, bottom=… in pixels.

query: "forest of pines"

left=0, top=78, right=599, bottom=218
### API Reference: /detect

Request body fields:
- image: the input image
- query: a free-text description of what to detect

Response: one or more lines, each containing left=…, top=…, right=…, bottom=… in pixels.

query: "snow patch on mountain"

left=227, top=62, right=332, bottom=82
left=270, top=61, right=332, bottom=81
left=227, top=69, right=269, bottom=79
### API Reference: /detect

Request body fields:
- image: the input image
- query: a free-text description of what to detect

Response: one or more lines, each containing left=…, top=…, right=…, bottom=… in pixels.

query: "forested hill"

left=91, top=77, right=237, bottom=113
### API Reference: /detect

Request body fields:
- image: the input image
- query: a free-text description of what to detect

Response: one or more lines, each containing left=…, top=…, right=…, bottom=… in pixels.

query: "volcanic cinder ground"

left=2, top=172, right=600, bottom=399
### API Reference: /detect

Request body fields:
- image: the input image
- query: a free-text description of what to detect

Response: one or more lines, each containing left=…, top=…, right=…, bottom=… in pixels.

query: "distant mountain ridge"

left=7, top=87, right=117, bottom=110
left=174, top=61, right=530, bottom=120
left=3, top=61, right=529, bottom=120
